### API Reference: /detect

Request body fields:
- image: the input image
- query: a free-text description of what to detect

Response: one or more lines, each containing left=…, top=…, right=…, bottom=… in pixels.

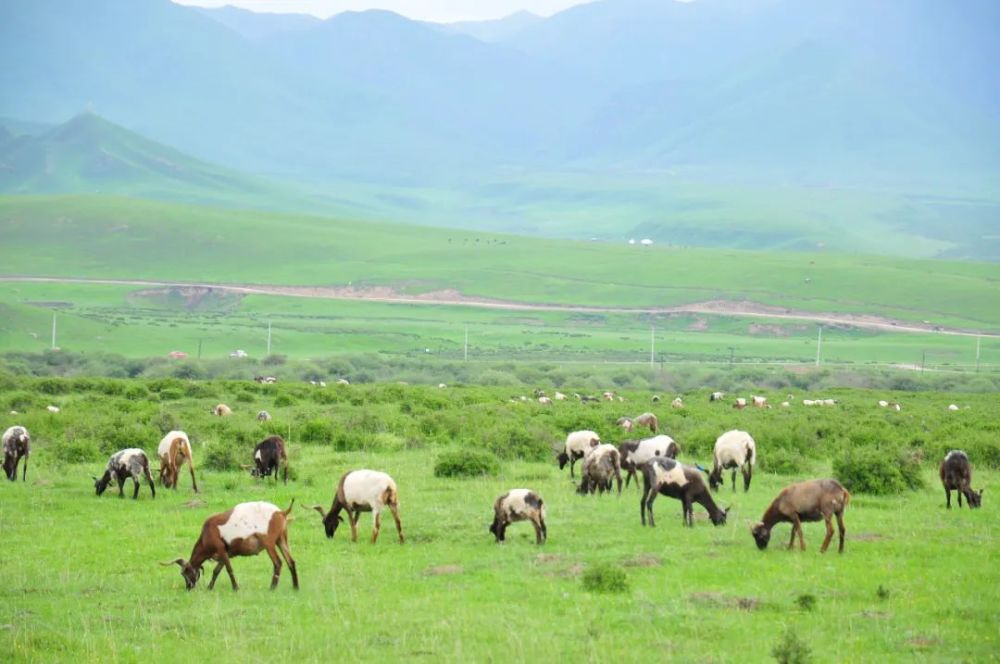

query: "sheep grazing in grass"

left=617, top=412, right=658, bottom=435
left=553, top=392, right=567, bottom=401
left=489, top=489, right=547, bottom=544
left=709, top=430, right=756, bottom=493
left=671, top=397, right=684, bottom=409
left=311, top=470, right=404, bottom=544
left=94, top=449, right=156, bottom=499
left=157, top=430, right=198, bottom=493
left=257, top=410, right=272, bottom=422
left=940, top=450, right=983, bottom=509
left=878, top=400, right=889, bottom=408
left=640, top=457, right=728, bottom=528
left=751, top=479, right=850, bottom=553
left=733, top=398, right=747, bottom=410
left=577, top=444, right=622, bottom=496
left=2, top=426, right=30, bottom=482
left=557, top=430, right=600, bottom=477
left=538, top=396, right=552, bottom=405
left=619, top=435, right=680, bottom=489
left=162, top=500, right=297, bottom=591
left=46, top=405, right=60, bottom=413
left=212, top=403, right=232, bottom=417
left=751, top=395, right=769, bottom=408
left=947, top=404, right=960, bottom=412
left=247, top=436, right=288, bottom=483
left=709, top=391, right=725, bottom=402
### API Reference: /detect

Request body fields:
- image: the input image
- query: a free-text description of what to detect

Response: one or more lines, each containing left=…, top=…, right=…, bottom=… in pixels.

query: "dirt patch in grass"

left=535, top=553, right=564, bottom=564
left=860, top=610, right=892, bottom=620
left=622, top=554, right=663, bottom=568
left=906, top=637, right=940, bottom=649
left=690, top=592, right=760, bottom=611
left=424, top=565, right=463, bottom=576
left=851, top=532, right=889, bottom=541
left=184, top=499, right=207, bottom=508
left=33, top=479, right=53, bottom=487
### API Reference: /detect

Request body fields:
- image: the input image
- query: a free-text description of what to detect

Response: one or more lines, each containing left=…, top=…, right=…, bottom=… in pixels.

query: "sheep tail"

left=842, top=489, right=851, bottom=509
left=284, top=498, right=296, bottom=516
left=747, top=441, right=756, bottom=466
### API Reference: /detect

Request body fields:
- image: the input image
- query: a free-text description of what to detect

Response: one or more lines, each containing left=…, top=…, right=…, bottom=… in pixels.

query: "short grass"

left=2, top=195, right=999, bottom=330
left=2, top=281, right=998, bottom=368
left=0, top=380, right=997, bottom=662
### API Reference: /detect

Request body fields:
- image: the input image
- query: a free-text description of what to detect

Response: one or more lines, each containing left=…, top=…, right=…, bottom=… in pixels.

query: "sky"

left=171, top=0, right=595, bottom=23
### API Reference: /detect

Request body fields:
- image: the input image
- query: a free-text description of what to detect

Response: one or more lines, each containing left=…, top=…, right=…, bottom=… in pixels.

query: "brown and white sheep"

left=211, top=404, right=232, bottom=417
left=2, top=425, right=30, bottom=482
left=619, top=434, right=679, bottom=489
left=311, top=470, right=404, bottom=544
left=557, top=430, right=600, bottom=477
left=640, top=457, right=728, bottom=528
left=940, top=450, right=983, bottom=509
left=577, top=444, right=622, bottom=496
left=94, top=448, right=156, bottom=499
left=157, top=430, right=198, bottom=493
left=489, top=489, right=547, bottom=544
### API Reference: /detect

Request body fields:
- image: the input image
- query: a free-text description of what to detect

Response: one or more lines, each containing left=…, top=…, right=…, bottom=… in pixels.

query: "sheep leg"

left=371, top=510, right=382, bottom=544
left=539, top=516, right=547, bottom=543
left=208, top=561, right=225, bottom=589
left=569, top=458, right=576, bottom=478
left=132, top=476, right=141, bottom=499
left=731, top=469, right=737, bottom=492
left=389, top=503, right=405, bottom=544
left=189, top=463, right=199, bottom=494
left=614, top=468, right=622, bottom=496
left=145, top=467, right=156, bottom=499
left=945, top=488, right=951, bottom=509
left=221, top=554, right=239, bottom=591
left=278, top=533, right=299, bottom=590
left=795, top=516, right=806, bottom=551
left=21, top=455, right=27, bottom=482
left=836, top=512, right=846, bottom=554
left=530, top=515, right=544, bottom=545
left=348, top=510, right=359, bottom=542
left=265, top=543, right=283, bottom=589
left=742, top=465, right=752, bottom=492
left=788, top=525, right=797, bottom=550
left=820, top=515, right=834, bottom=553
left=117, top=475, right=126, bottom=498
left=957, top=491, right=963, bottom=508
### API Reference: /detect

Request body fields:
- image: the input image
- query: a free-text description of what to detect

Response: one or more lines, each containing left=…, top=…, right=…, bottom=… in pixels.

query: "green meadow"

left=0, top=378, right=997, bottom=662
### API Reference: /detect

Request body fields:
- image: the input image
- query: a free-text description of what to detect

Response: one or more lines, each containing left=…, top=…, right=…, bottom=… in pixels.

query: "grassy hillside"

left=1, top=195, right=998, bottom=331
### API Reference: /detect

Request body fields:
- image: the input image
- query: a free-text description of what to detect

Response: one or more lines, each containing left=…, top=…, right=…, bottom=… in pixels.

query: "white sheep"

left=557, top=430, right=600, bottom=477
left=311, top=470, right=403, bottom=544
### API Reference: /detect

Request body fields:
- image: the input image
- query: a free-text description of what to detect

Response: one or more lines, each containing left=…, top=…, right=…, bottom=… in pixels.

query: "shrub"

left=159, top=388, right=184, bottom=401
left=759, top=448, right=809, bottom=475
left=581, top=564, right=628, bottom=593
left=274, top=394, right=296, bottom=407
left=300, top=418, right=335, bottom=445
left=483, top=423, right=553, bottom=462
left=833, top=446, right=924, bottom=495
left=771, top=628, right=812, bottom=664
left=433, top=450, right=500, bottom=478
left=53, top=439, right=101, bottom=464
left=203, top=441, right=244, bottom=472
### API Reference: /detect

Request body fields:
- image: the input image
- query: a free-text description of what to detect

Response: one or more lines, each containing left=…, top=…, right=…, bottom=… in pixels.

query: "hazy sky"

left=172, top=0, right=595, bottom=23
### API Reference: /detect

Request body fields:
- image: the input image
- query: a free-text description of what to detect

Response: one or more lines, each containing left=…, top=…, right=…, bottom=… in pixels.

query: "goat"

left=246, top=436, right=288, bottom=483
left=162, top=500, right=297, bottom=591
left=157, top=430, right=198, bottom=492
left=708, top=430, right=756, bottom=492
left=640, top=457, right=728, bottom=528
left=257, top=410, right=272, bottom=422
left=311, top=470, right=403, bottom=544
left=557, top=430, right=600, bottom=477
left=2, top=426, right=30, bottom=481
left=211, top=404, right=232, bottom=417
left=620, top=434, right=679, bottom=489
left=577, top=444, right=622, bottom=496
left=489, top=489, right=546, bottom=544
left=751, top=479, right=850, bottom=553
left=733, top=398, right=747, bottom=410
left=940, top=450, right=983, bottom=509
left=94, top=448, right=156, bottom=499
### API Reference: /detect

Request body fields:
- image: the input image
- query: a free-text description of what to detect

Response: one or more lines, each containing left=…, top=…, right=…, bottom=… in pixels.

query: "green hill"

left=1, top=194, right=997, bottom=330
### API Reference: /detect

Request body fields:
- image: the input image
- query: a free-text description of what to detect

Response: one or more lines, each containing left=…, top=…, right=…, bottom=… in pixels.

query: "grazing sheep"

left=46, top=405, right=60, bottom=413
left=651, top=394, right=661, bottom=403
left=733, top=398, right=747, bottom=410
left=311, top=470, right=403, bottom=544
left=751, top=479, right=850, bottom=553
left=780, top=401, right=790, bottom=408
left=157, top=430, right=198, bottom=493
left=538, top=396, right=552, bottom=405
left=878, top=400, right=889, bottom=408
left=2, top=426, right=30, bottom=481
left=602, top=391, right=616, bottom=401
left=940, top=450, right=983, bottom=509
left=751, top=395, right=769, bottom=408
left=247, top=436, right=288, bottom=483
left=947, top=404, right=960, bottom=412
left=577, top=444, right=622, bottom=496
left=162, top=500, right=297, bottom=591
left=618, top=412, right=657, bottom=434
left=640, top=457, right=728, bottom=528
left=257, top=410, right=272, bottom=422
left=671, top=397, right=684, bottom=409
left=489, top=489, right=546, bottom=544
left=336, top=378, right=350, bottom=386
left=616, top=417, right=634, bottom=432
left=620, top=434, right=679, bottom=489
left=802, top=399, right=817, bottom=407
left=709, top=391, right=725, bottom=402
left=94, top=448, right=156, bottom=499
left=553, top=392, right=567, bottom=401
left=709, top=430, right=756, bottom=492
left=212, top=404, right=232, bottom=417
left=557, top=430, right=600, bottom=477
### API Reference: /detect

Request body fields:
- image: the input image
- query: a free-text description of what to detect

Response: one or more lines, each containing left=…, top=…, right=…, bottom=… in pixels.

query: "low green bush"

left=203, top=441, right=245, bottom=472
left=581, top=564, right=628, bottom=593
left=833, top=446, right=924, bottom=495
left=433, top=450, right=500, bottom=478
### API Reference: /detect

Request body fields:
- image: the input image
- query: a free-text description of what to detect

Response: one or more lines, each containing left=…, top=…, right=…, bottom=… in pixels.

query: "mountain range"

left=1, top=0, right=998, bottom=259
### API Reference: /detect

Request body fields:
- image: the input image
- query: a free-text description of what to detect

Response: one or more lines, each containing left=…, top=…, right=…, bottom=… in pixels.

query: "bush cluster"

left=433, top=450, right=500, bottom=478
left=833, top=446, right=924, bottom=495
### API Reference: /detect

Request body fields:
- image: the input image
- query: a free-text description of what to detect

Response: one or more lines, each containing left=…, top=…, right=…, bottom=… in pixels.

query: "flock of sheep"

left=0, top=389, right=985, bottom=591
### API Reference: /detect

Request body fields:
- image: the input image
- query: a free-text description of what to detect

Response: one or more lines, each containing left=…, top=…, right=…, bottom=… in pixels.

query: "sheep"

left=489, top=489, right=547, bottom=544
left=247, top=436, right=288, bottom=483
left=751, top=395, right=768, bottom=408
left=2, top=425, right=30, bottom=481
left=891, top=402, right=901, bottom=411
left=533, top=389, right=546, bottom=398
left=733, top=398, right=747, bottom=410
left=947, top=404, right=960, bottom=412
left=162, top=500, right=297, bottom=591
left=157, top=430, right=198, bottom=493
left=780, top=401, right=790, bottom=408
left=94, top=448, right=156, bottom=499
left=802, top=399, right=817, bottom=407
left=708, top=430, right=756, bottom=492
left=940, top=450, right=983, bottom=509
left=619, top=434, right=680, bottom=489
left=651, top=394, right=661, bottom=403
left=576, top=444, right=622, bottom=496
left=553, top=392, right=567, bottom=401
left=257, top=410, right=272, bottom=422
left=311, top=470, right=403, bottom=544
left=751, top=479, right=850, bottom=553
left=671, top=397, right=684, bottom=409
left=878, top=400, right=889, bottom=408
left=211, top=403, right=232, bottom=417
left=46, top=405, right=60, bottom=413
left=253, top=375, right=277, bottom=384
left=820, top=399, right=837, bottom=406
left=602, top=391, right=616, bottom=401
left=336, top=378, right=350, bottom=386
left=633, top=412, right=658, bottom=433
left=616, top=417, right=634, bottom=432
left=538, top=396, right=552, bottom=405
left=640, top=457, right=728, bottom=528
left=709, top=391, right=725, bottom=402
left=557, top=430, right=600, bottom=477
left=438, top=383, right=447, bottom=389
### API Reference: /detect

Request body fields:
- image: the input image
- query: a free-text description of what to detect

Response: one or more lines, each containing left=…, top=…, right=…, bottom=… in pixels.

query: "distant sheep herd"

left=1, top=388, right=985, bottom=592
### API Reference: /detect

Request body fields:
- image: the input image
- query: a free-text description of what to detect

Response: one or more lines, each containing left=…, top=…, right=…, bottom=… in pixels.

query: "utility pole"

left=51, top=313, right=57, bottom=349
left=921, top=350, right=926, bottom=373
left=267, top=320, right=272, bottom=356
left=815, top=326, right=823, bottom=366
left=976, top=336, right=981, bottom=373
left=464, top=325, right=469, bottom=362
left=650, top=325, right=655, bottom=369
left=197, top=339, right=203, bottom=360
